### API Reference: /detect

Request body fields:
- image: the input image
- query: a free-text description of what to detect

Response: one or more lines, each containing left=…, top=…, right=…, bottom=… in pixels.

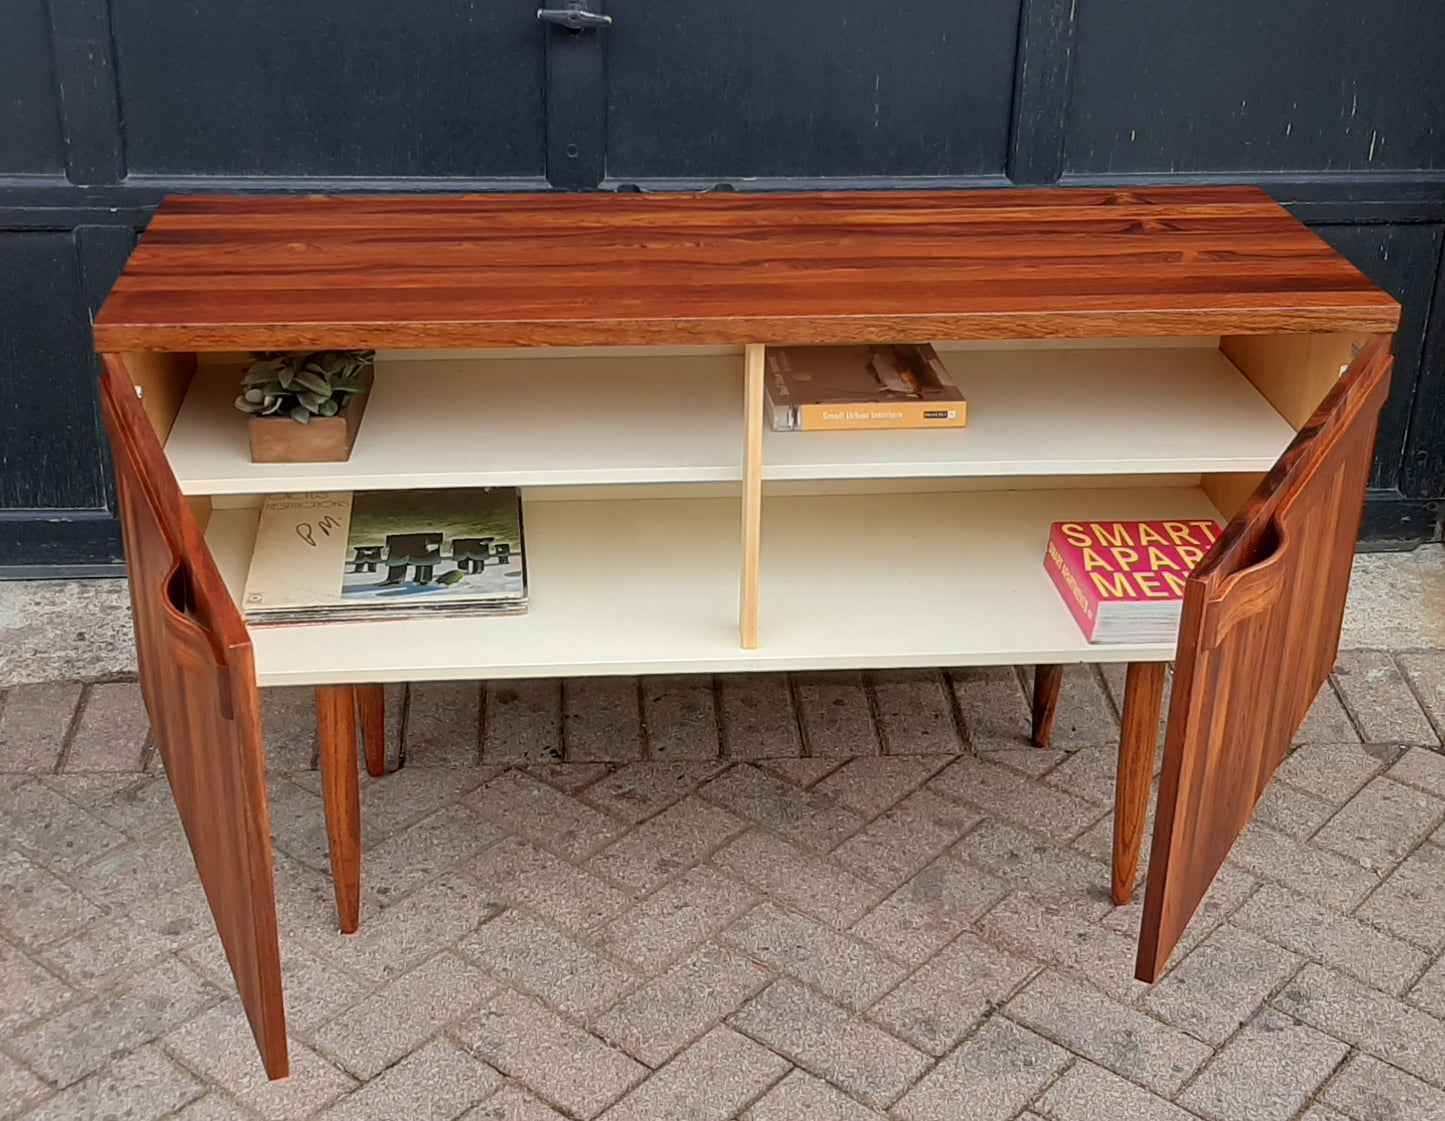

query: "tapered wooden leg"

left=357, top=685, right=387, bottom=778
left=1112, top=662, right=1166, bottom=905
left=316, top=685, right=362, bottom=934
left=1031, top=665, right=1063, bottom=748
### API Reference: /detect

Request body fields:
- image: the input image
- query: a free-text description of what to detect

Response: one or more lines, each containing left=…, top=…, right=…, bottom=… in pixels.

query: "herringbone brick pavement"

left=2, top=654, right=1444, bottom=1120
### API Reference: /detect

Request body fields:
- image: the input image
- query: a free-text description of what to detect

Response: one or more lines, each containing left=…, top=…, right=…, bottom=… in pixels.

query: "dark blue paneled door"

left=603, top=0, right=1021, bottom=182
left=109, top=1, right=547, bottom=178
left=2, top=0, right=1444, bottom=568
left=538, top=0, right=1023, bottom=188
left=1066, top=0, right=1445, bottom=175
left=0, top=0, right=64, bottom=174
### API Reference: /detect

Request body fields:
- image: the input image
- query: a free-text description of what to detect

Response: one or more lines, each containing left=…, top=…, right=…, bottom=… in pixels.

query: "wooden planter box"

left=247, top=365, right=373, bottom=463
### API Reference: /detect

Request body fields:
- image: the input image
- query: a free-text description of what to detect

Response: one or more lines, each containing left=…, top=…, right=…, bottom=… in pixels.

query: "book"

left=766, top=344, right=967, bottom=431
left=242, top=488, right=526, bottom=624
left=1044, top=519, right=1221, bottom=643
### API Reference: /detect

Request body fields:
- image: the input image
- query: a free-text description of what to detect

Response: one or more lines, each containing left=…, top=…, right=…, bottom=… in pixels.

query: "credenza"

left=93, top=187, right=1399, bottom=1078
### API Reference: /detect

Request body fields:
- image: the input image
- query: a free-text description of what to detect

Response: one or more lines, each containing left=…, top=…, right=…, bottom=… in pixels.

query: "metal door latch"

left=537, top=2, right=612, bottom=30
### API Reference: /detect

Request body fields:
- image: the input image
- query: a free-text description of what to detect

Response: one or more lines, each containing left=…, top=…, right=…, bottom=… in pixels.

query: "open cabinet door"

left=1136, top=335, right=1393, bottom=983
left=99, top=356, right=288, bottom=1078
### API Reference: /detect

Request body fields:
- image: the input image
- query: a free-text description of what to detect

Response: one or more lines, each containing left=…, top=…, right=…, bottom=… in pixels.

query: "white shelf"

left=167, top=352, right=746, bottom=494
left=766, top=345, right=1295, bottom=479
left=167, top=345, right=1294, bottom=495
left=206, top=484, right=1223, bottom=688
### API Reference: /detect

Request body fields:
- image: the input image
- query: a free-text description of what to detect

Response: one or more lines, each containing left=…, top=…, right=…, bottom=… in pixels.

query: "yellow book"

left=766, top=344, right=967, bottom=432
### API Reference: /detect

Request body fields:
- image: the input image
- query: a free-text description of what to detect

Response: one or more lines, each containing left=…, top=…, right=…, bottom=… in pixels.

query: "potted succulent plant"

left=235, top=350, right=375, bottom=463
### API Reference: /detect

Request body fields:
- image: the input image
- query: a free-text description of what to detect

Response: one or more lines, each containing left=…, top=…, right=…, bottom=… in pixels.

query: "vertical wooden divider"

left=740, top=344, right=765, bottom=649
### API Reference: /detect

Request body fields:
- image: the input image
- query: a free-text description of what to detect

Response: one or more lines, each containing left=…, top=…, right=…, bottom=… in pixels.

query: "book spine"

left=1045, top=535, right=1101, bottom=641
left=795, top=400, right=968, bottom=431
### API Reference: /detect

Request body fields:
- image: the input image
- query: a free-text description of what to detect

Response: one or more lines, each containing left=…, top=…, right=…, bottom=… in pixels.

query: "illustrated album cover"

left=242, top=487, right=527, bottom=624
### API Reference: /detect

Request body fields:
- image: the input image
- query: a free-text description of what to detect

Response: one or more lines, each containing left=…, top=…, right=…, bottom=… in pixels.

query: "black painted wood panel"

left=0, top=234, right=109, bottom=510
left=542, top=1, right=606, bottom=191
left=1066, top=1, right=1445, bottom=175
left=1402, top=251, right=1445, bottom=501
left=1, top=0, right=1443, bottom=567
left=1, top=0, right=64, bottom=174
left=604, top=0, right=1021, bottom=180
left=108, top=1, right=546, bottom=178
left=0, top=513, right=123, bottom=574
left=1309, top=224, right=1445, bottom=492
left=48, top=0, right=126, bottom=184
left=1007, top=0, right=1077, bottom=187
left=1359, top=493, right=1444, bottom=550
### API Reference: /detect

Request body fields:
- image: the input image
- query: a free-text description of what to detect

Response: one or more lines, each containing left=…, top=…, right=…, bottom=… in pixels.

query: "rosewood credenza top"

left=93, top=186, right=1399, bottom=353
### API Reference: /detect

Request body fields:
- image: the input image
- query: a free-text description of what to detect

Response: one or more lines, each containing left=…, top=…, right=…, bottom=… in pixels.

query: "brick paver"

left=1177, top=1009, right=1349, bottom=1121
left=795, top=672, right=882, bottom=758
left=0, top=684, right=82, bottom=773
left=1, top=658, right=1444, bottom=1120
left=1334, top=651, right=1441, bottom=747
left=62, top=682, right=152, bottom=772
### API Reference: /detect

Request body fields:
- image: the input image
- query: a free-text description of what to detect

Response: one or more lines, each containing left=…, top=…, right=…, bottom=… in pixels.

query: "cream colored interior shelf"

left=166, top=344, right=1295, bottom=495
left=767, top=346, right=1294, bottom=480
left=205, top=484, right=1223, bottom=687
left=170, top=352, right=745, bottom=494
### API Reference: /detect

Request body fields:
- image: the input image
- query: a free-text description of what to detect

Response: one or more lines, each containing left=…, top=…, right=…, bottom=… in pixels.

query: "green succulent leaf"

left=238, top=349, right=371, bottom=421
left=291, top=370, right=332, bottom=396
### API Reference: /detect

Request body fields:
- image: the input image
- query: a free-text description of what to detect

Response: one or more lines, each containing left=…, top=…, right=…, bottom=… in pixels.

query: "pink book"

left=1044, top=519, right=1221, bottom=643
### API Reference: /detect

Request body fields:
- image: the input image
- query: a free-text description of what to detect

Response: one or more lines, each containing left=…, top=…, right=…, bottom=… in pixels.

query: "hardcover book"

left=766, top=344, right=967, bottom=431
left=1044, top=519, right=1221, bottom=643
left=242, top=487, right=526, bottom=624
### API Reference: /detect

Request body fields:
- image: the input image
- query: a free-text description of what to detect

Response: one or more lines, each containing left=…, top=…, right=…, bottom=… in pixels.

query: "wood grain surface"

left=1030, top=664, right=1063, bottom=748
left=740, top=343, right=764, bottom=649
left=1113, top=661, right=1166, bottom=905
left=99, top=354, right=289, bottom=1079
left=1136, top=333, right=1394, bottom=982
left=358, top=684, right=387, bottom=778
left=93, top=187, right=1400, bottom=352
left=316, top=685, right=362, bottom=934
